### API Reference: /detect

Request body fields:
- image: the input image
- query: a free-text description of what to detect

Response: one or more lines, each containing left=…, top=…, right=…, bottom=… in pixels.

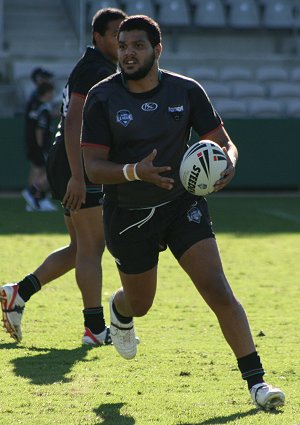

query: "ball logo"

left=141, top=102, right=158, bottom=111
left=187, top=164, right=202, bottom=193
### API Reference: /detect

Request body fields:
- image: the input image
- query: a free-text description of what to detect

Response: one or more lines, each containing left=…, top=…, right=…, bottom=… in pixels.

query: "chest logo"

left=116, top=109, right=133, bottom=127
left=168, top=105, right=184, bottom=121
left=141, top=102, right=158, bottom=111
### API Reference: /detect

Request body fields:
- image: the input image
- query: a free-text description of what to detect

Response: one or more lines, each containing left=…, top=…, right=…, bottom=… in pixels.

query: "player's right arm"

left=82, top=146, right=174, bottom=190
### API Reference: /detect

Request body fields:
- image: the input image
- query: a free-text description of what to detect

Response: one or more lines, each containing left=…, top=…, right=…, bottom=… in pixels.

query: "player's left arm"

left=200, top=125, right=238, bottom=191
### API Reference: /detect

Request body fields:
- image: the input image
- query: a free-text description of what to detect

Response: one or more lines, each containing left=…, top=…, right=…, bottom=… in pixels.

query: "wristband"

left=122, top=164, right=132, bottom=181
left=133, top=163, right=141, bottom=180
left=123, top=163, right=141, bottom=181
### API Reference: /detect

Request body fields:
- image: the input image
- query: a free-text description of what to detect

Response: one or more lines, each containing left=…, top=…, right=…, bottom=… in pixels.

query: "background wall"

left=1, top=117, right=299, bottom=192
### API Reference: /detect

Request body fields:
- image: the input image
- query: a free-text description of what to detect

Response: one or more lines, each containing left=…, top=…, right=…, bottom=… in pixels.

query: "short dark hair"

left=118, top=15, right=161, bottom=48
left=31, top=67, right=53, bottom=83
left=92, top=7, right=127, bottom=38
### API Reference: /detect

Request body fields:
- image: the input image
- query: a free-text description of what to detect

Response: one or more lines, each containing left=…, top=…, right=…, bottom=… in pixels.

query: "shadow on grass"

left=94, top=403, right=135, bottom=424
left=2, top=344, right=98, bottom=385
left=180, top=407, right=283, bottom=424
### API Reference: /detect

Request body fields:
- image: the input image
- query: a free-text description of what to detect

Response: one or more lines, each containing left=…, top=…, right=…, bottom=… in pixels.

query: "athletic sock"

left=237, top=351, right=265, bottom=390
left=17, top=274, right=42, bottom=302
left=83, top=307, right=106, bottom=335
left=112, top=301, right=132, bottom=324
left=29, top=184, right=42, bottom=199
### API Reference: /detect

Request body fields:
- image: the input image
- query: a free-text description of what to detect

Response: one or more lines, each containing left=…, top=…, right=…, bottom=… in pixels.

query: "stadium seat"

left=155, top=0, right=190, bottom=26
left=213, top=98, right=248, bottom=118
left=219, top=66, right=253, bottom=82
left=285, top=99, right=300, bottom=117
left=186, top=66, right=218, bottom=81
left=256, top=66, right=289, bottom=82
left=122, top=0, right=156, bottom=18
left=268, top=82, right=300, bottom=99
left=200, top=81, right=231, bottom=99
left=231, top=81, right=266, bottom=99
left=260, top=0, right=294, bottom=29
left=88, top=0, right=120, bottom=22
left=227, top=0, right=261, bottom=28
left=290, top=66, right=300, bottom=81
left=247, top=98, right=283, bottom=117
left=192, top=0, right=227, bottom=28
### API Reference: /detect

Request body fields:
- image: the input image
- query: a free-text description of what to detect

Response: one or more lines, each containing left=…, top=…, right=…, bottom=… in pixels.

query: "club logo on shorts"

left=168, top=105, right=184, bottom=121
left=187, top=205, right=202, bottom=224
left=141, top=102, right=158, bottom=111
left=116, top=110, right=133, bottom=127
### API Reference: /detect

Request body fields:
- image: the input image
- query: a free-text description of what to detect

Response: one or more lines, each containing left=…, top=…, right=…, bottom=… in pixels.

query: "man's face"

left=118, top=30, right=156, bottom=81
left=97, top=18, right=124, bottom=63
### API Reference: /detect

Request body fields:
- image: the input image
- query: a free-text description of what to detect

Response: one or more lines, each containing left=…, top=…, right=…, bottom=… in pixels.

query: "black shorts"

left=103, top=192, right=215, bottom=274
left=46, top=141, right=103, bottom=208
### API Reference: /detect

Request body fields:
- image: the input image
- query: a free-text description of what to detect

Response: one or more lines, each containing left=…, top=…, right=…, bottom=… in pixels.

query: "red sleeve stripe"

left=73, top=92, right=86, bottom=99
left=81, top=142, right=110, bottom=150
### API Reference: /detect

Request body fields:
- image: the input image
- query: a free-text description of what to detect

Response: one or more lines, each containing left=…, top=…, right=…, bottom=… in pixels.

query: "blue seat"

left=268, top=82, right=300, bottom=99
left=192, top=0, right=226, bottom=28
left=155, top=0, right=190, bottom=26
left=219, top=66, right=253, bottom=82
left=285, top=99, right=300, bottom=117
left=88, top=0, right=121, bottom=22
left=186, top=66, right=218, bottom=81
left=214, top=99, right=248, bottom=118
left=260, top=0, right=294, bottom=29
left=256, top=66, right=289, bottom=82
left=248, top=99, right=283, bottom=117
left=227, top=0, right=260, bottom=28
left=122, top=0, right=156, bottom=18
left=231, top=81, right=266, bottom=99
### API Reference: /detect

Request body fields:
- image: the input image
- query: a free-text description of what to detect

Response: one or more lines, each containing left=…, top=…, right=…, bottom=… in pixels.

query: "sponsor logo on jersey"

left=116, top=109, right=133, bottom=127
left=168, top=105, right=184, bottom=121
left=141, top=102, right=158, bottom=111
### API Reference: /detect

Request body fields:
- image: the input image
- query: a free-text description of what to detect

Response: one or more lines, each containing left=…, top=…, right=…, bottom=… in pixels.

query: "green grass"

left=0, top=194, right=300, bottom=425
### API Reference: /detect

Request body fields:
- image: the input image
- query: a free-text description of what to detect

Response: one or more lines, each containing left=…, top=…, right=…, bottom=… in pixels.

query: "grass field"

left=0, top=194, right=299, bottom=425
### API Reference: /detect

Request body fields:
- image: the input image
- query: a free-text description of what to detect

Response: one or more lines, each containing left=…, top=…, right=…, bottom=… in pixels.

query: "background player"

left=0, top=8, right=127, bottom=346
left=22, top=80, right=57, bottom=212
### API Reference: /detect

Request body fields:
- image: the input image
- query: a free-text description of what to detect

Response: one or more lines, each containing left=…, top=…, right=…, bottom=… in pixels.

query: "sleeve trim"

left=81, top=142, right=110, bottom=151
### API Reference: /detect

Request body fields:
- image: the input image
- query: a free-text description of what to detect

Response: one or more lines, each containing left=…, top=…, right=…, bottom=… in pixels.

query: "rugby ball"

left=179, top=140, right=227, bottom=196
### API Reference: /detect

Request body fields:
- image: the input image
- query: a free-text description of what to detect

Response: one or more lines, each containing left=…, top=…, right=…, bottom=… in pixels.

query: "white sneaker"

left=0, top=284, right=25, bottom=342
left=22, top=189, right=40, bottom=210
left=82, top=326, right=112, bottom=346
left=250, top=383, right=285, bottom=410
left=38, top=198, right=58, bottom=212
left=109, top=294, right=138, bottom=360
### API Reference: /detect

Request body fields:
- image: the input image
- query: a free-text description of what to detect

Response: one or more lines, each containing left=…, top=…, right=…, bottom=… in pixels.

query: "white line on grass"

left=264, top=209, right=300, bottom=224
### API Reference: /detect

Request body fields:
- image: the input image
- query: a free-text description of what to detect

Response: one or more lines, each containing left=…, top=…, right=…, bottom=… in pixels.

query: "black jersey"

left=25, top=96, right=53, bottom=152
left=82, top=70, right=222, bottom=208
left=55, top=47, right=117, bottom=144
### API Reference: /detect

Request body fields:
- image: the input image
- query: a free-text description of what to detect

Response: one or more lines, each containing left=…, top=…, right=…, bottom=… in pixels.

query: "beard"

left=120, top=51, right=155, bottom=81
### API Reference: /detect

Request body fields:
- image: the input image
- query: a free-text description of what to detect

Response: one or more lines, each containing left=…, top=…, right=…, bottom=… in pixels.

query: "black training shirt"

left=82, top=70, right=222, bottom=208
left=55, top=47, right=117, bottom=144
